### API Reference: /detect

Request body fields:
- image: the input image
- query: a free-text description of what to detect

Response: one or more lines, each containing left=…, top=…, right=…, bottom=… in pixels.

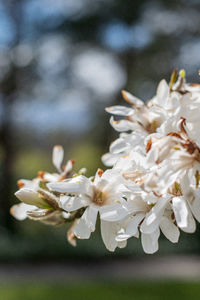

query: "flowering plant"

left=11, top=70, right=200, bottom=254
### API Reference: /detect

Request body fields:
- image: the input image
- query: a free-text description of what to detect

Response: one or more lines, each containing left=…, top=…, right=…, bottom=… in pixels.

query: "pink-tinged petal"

left=101, top=220, right=118, bottom=252
left=17, top=179, right=39, bottom=189
left=93, top=169, right=105, bottom=185
left=99, top=203, right=128, bottom=222
left=105, top=105, right=134, bottom=116
left=172, top=197, right=196, bottom=233
left=10, top=203, right=36, bottom=221
left=160, top=216, right=180, bottom=243
left=59, top=195, right=85, bottom=212
left=52, top=145, right=64, bottom=172
left=15, top=188, right=47, bottom=208
left=141, top=228, right=160, bottom=254
left=67, top=220, right=78, bottom=247
left=121, top=90, right=144, bottom=107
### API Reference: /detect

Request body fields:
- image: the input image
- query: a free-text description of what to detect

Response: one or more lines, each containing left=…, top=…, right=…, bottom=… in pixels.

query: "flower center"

left=93, top=190, right=106, bottom=206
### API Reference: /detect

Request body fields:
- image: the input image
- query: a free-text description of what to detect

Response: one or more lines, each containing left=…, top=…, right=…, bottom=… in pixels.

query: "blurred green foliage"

left=1, top=281, right=200, bottom=300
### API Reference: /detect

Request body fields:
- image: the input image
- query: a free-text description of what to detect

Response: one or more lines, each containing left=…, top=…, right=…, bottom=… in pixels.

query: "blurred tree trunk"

left=0, top=77, right=16, bottom=229
left=0, top=0, right=23, bottom=229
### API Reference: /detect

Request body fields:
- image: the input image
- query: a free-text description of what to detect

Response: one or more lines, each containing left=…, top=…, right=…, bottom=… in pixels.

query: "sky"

left=1, top=0, right=200, bottom=134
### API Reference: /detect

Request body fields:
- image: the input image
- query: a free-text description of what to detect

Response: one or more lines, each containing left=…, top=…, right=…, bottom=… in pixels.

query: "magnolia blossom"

left=11, top=69, right=200, bottom=254
left=47, top=169, right=129, bottom=251
left=11, top=145, right=77, bottom=226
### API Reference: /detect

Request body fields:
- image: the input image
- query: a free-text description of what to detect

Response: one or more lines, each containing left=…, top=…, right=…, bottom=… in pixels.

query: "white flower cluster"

left=11, top=70, right=200, bottom=253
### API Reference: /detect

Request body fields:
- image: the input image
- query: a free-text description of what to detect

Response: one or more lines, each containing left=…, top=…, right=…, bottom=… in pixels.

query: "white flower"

left=10, top=178, right=40, bottom=221
left=47, top=169, right=129, bottom=249
left=116, top=189, right=180, bottom=254
left=102, top=131, right=145, bottom=167
left=12, top=69, right=200, bottom=254
left=10, top=203, right=37, bottom=221
left=11, top=145, right=76, bottom=224
left=43, top=145, right=75, bottom=182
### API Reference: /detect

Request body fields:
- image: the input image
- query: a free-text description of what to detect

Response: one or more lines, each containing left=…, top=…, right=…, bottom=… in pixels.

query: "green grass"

left=1, top=281, right=200, bottom=300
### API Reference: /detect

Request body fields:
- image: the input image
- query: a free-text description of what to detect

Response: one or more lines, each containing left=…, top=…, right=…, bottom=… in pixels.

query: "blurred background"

left=1, top=0, right=200, bottom=298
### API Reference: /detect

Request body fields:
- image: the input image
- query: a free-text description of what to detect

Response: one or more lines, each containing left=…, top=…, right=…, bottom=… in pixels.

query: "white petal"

left=172, top=197, right=187, bottom=228
left=126, top=213, right=145, bottom=236
left=121, top=90, right=144, bottom=107
left=140, top=196, right=169, bottom=234
left=160, top=216, right=180, bottom=243
left=184, top=211, right=196, bottom=233
left=156, top=79, right=169, bottom=106
left=86, top=205, right=98, bottom=232
left=15, top=188, right=47, bottom=208
left=124, top=198, right=148, bottom=214
left=116, top=213, right=144, bottom=242
left=172, top=197, right=196, bottom=233
left=59, top=195, right=84, bottom=212
left=73, top=209, right=91, bottom=239
left=106, top=105, right=133, bottom=116
left=189, top=192, right=200, bottom=222
left=180, top=174, right=191, bottom=199
left=101, top=152, right=119, bottom=167
left=63, top=160, right=73, bottom=174
left=100, top=168, right=122, bottom=182
left=43, top=173, right=59, bottom=182
left=101, top=220, right=118, bottom=252
left=17, top=179, right=39, bottom=189
left=141, top=228, right=160, bottom=254
left=117, top=240, right=127, bottom=249
left=126, top=132, right=144, bottom=147
left=110, top=116, right=135, bottom=132
left=47, top=175, right=90, bottom=194
left=52, top=145, right=64, bottom=172
left=73, top=206, right=98, bottom=239
left=10, top=203, right=36, bottom=221
left=110, top=138, right=127, bottom=154
left=115, top=233, right=130, bottom=242
left=99, top=203, right=128, bottom=222
left=146, top=148, right=158, bottom=165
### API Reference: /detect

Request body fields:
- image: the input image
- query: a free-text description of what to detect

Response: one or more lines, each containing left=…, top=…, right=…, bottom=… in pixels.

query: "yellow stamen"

left=169, top=69, right=178, bottom=91
left=195, top=170, right=200, bottom=189
left=179, top=69, right=186, bottom=78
